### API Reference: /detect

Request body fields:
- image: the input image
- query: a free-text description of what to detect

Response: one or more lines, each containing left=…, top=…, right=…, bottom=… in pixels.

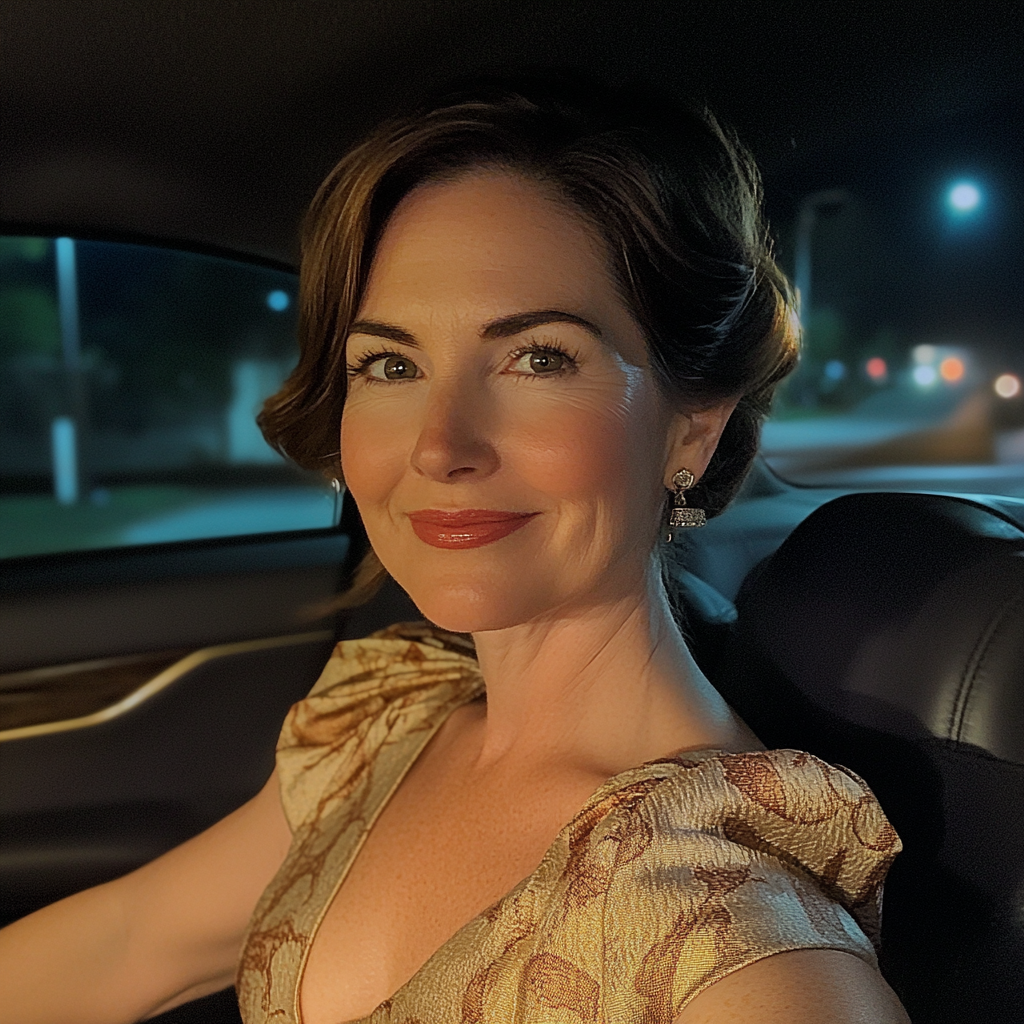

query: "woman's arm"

left=674, top=949, right=911, bottom=1024
left=0, top=768, right=293, bottom=1024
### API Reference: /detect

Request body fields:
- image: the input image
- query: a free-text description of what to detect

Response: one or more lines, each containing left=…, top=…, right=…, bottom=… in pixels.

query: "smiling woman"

left=239, top=77, right=905, bottom=1024
left=0, top=75, right=908, bottom=1024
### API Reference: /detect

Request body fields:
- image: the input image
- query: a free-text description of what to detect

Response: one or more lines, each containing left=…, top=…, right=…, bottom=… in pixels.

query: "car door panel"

left=0, top=527, right=353, bottom=927
left=0, top=531, right=349, bottom=671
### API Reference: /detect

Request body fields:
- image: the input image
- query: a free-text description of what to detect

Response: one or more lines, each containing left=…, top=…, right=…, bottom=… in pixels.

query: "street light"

left=948, top=181, right=982, bottom=215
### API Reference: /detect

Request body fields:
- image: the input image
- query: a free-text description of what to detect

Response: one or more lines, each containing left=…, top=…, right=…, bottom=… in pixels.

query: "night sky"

left=765, top=87, right=1023, bottom=361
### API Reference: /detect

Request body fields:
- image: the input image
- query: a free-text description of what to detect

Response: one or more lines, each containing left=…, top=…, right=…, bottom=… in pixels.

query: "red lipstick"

left=407, top=509, right=539, bottom=549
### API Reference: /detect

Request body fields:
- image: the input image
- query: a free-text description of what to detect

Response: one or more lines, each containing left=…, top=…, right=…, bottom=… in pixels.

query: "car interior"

left=1, top=3, right=1021, bottom=1022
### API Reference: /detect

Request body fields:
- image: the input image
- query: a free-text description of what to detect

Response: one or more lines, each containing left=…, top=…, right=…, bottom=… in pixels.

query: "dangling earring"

left=665, top=468, right=706, bottom=542
left=330, top=477, right=343, bottom=527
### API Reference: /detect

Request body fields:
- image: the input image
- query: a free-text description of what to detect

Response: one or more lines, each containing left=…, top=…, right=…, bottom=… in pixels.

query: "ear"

left=662, top=397, right=740, bottom=490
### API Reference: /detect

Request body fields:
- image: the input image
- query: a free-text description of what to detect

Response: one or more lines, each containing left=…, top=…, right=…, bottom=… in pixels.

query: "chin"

left=395, top=567, right=544, bottom=635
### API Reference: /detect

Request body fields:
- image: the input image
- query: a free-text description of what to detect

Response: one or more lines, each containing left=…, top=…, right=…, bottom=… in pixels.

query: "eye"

left=378, top=355, right=419, bottom=380
left=527, top=350, right=564, bottom=373
left=349, top=351, right=421, bottom=381
left=508, top=346, right=574, bottom=376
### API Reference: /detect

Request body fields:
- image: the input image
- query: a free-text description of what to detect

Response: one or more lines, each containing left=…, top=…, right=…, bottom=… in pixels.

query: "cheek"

left=509, top=384, right=663, bottom=519
left=339, top=397, right=411, bottom=509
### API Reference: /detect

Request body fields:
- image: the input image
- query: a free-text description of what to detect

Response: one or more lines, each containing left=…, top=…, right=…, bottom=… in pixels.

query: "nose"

left=410, top=379, right=500, bottom=482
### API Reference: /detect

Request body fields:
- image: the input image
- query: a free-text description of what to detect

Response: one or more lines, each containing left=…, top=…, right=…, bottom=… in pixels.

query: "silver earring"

left=330, top=477, right=343, bottom=526
left=665, top=468, right=706, bottom=541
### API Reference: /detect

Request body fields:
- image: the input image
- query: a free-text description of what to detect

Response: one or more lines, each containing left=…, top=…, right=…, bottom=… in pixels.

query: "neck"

left=468, top=561, right=756, bottom=776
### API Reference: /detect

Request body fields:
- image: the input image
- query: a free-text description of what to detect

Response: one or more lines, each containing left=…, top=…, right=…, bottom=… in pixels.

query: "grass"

left=0, top=486, right=202, bottom=558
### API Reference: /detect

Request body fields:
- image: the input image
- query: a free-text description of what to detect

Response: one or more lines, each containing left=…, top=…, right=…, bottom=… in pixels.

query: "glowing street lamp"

left=948, top=181, right=982, bottom=215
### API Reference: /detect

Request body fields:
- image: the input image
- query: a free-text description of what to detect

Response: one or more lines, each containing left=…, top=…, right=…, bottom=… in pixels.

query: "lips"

left=406, top=508, right=539, bottom=549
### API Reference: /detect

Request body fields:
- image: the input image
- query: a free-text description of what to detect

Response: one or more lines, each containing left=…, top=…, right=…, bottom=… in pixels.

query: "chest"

left=299, top=733, right=602, bottom=1024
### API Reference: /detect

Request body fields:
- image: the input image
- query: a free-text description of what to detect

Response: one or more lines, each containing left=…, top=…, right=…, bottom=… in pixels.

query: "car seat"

left=711, top=491, right=1024, bottom=1023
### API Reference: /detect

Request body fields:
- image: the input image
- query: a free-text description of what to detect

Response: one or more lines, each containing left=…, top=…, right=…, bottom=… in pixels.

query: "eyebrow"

left=347, top=309, right=603, bottom=347
left=347, top=320, right=419, bottom=346
left=481, top=310, right=603, bottom=341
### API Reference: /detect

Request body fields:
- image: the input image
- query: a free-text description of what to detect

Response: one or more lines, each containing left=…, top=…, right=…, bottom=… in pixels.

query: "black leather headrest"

left=733, top=492, right=1024, bottom=764
left=714, top=491, right=1024, bottom=1021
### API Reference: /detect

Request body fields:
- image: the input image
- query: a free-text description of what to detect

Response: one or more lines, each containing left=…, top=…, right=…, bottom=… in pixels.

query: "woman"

left=0, top=76, right=909, bottom=1023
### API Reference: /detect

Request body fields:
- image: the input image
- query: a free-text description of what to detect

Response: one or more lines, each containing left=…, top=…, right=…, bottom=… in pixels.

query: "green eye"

left=528, top=350, right=564, bottom=373
left=382, top=355, right=418, bottom=380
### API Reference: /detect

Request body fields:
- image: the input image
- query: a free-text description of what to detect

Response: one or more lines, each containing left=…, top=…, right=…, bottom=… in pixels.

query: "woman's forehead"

left=371, top=174, right=605, bottom=281
left=358, top=170, right=638, bottom=341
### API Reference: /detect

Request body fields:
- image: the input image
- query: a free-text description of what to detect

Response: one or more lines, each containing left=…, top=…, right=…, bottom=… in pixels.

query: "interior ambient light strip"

left=0, top=630, right=333, bottom=743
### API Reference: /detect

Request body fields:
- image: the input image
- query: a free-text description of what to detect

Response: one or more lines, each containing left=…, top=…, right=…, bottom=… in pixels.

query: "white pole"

left=56, top=237, right=81, bottom=370
left=53, top=237, right=82, bottom=503
left=51, top=416, right=79, bottom=505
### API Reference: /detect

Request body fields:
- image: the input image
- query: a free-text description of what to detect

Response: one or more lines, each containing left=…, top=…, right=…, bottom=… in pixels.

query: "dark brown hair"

left=259, top=74, right=799, bottom=603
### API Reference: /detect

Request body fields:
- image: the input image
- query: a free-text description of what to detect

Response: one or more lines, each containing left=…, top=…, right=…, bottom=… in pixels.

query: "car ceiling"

left=1, top=0, right=1020, bottom=267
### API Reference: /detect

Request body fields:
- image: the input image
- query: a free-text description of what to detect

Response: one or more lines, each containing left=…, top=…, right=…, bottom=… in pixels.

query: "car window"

left=0, top=236, right=340, bottom=559
left=760, top=93, right=1023, bottom=498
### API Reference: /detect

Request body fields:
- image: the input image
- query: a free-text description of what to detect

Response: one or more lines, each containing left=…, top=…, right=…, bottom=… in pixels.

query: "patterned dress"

left=237, top=624, right=901, bottom=1024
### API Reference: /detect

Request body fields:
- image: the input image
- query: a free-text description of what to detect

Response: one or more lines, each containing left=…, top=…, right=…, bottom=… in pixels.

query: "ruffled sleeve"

left=237, top=624, right=482, bottom=1024
left=274, top=622, right=481, bottom=833
left=595, top=749, right=901, bottom=1023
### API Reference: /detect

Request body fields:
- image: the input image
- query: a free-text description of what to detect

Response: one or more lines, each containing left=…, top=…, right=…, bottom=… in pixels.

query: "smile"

left=406, top=509, right=539, bottom=549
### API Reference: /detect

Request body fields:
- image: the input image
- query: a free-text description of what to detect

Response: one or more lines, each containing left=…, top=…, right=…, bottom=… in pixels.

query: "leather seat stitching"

left=952, top=586, right=1024, bottom=745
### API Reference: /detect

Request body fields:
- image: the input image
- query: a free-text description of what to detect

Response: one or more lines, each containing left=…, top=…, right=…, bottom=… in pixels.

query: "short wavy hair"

left=259, top=73, right=799, bottom=604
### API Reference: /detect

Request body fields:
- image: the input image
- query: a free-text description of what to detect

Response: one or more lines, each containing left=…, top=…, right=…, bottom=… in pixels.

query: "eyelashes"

left=505, top=342, right=579, bottom=376
left=345, top=347, right=409, bottom=379
left=345, top=341, right=580, bottom=381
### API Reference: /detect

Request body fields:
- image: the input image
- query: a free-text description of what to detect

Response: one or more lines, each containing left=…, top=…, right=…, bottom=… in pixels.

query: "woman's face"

left=341, top=170, right=714, bottom=632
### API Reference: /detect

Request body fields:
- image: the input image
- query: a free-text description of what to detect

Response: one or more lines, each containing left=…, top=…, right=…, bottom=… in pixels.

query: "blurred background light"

left=824, top=359, right=847, bottom=382
left=913, top=344, right=937, bottom=364
left=866, top=357, right=887, bottom=381
left=913, top=364, right=938, bottom=387
left=994, top=373, right=1021, bottom=399
left=939, top=356, right=965, bottom=383
left=266, top=289, right=290, bottom=312
left=948, top=181, right=982, bottom=214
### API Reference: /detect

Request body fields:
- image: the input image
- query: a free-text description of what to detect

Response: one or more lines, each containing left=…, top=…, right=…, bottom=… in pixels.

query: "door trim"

left=0, top=630, right=333, bottom=743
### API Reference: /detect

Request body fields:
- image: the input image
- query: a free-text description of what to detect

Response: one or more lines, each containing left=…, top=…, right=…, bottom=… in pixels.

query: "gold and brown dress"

left=237, top=624, right=901, bottom=1024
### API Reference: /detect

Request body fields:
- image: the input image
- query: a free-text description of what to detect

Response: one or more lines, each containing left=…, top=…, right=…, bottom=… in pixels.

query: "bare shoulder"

left=673, top=949, right=911, bottom=1024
